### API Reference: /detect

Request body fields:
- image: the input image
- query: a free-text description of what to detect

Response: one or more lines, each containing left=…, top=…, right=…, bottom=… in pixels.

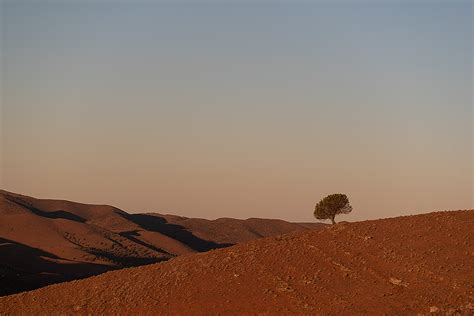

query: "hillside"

left=1, top=210, right=472, bottom=315
left=0, top=190, right=322, bottom=296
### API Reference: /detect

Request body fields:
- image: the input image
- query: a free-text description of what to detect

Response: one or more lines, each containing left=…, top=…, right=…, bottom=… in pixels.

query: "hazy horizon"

left=1, top=1, right=472, bottom=222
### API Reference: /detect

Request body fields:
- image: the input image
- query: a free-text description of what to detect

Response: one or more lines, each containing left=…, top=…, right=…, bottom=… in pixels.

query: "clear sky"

left=1, top=1, right=472, bottom=222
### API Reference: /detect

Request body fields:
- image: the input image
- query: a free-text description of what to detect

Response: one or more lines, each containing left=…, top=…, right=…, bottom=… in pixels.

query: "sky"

left=0, top=1, right=472, bottom=222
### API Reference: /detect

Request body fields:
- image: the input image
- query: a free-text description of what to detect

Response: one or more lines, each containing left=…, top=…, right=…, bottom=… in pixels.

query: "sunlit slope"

left=0, top=190, right=321, bottom=296
left=1, top=210, right=472, bottom=315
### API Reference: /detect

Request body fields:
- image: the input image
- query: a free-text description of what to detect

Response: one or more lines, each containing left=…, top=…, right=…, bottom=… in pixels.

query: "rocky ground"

left=0, top=190, right=321, bottom=296
left=1, top=209, right=472, bottom=315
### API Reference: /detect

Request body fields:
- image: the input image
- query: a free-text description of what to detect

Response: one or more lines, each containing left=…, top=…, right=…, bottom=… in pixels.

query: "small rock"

left=429, top=306, right=439, bottom=313
left=73, top=305, right=81, bottom=311
left=389, top=277, right=408, bottom=287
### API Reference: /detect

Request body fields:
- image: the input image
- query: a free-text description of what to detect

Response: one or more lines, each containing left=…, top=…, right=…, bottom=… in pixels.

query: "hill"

left=0, top=190, right=322, bottom=296
left=1, top=210, right=472, bottom=315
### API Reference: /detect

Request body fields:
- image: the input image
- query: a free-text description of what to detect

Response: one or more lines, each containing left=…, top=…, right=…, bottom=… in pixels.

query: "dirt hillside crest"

left=1, top=210, right=472, bottom=315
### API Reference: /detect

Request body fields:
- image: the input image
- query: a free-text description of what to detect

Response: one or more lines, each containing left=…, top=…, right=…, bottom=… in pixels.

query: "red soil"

left=0, top=190, right=322, bottom=296
left=1, top=210, right=472, bottom=315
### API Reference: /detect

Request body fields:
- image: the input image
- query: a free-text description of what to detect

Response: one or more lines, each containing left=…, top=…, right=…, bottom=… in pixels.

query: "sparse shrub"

left=314, top=193, right=352, bottom=224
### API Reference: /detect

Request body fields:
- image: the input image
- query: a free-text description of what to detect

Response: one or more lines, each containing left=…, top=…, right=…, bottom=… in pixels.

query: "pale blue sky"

left=1, top=1, right=472, bottom=221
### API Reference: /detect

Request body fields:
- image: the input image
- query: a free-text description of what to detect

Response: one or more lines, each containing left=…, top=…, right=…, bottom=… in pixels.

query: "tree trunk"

left=331, top=217, right=336, bottom=225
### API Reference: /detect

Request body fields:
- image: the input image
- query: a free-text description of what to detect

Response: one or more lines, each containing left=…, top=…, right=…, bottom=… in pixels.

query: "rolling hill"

left=0, top=209, right=472, bottom=315
left=0, top=190, right=323, bottom=296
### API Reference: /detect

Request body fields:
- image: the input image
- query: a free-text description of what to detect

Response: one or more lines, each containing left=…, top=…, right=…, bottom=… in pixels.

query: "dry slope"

left=1, top=210, right=472, bottom=315
left=0, top=190, right=322, bottom=296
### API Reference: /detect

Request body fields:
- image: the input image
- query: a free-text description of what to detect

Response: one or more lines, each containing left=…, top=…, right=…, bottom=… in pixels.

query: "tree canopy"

left=314, top=193, right=352, bottom=224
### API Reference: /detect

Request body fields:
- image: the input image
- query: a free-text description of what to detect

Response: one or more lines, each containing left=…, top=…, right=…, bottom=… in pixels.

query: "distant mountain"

left=1, top=210, right=472, bottom=314
left=0, top=190, right=323, bottom=296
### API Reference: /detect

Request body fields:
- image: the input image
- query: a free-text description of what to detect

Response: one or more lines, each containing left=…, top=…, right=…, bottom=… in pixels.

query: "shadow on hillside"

left=119, top=230, right=171, bottom=255
left=85, top=247, right=168, bottom=268
left=5, top=195, right=87, bottom=223
left=0, top=238, right=109, bottom=297
left=119, top=213, right=233, bottom=252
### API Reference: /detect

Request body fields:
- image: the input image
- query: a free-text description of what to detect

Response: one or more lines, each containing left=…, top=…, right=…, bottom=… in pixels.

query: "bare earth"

left=1, top=210, right=472, bottom=315
left=0, top=190, right=322, bottom=296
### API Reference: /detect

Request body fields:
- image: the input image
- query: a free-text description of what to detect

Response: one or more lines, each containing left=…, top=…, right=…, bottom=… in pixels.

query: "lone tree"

left=314, top=193, right=352, bottom=225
